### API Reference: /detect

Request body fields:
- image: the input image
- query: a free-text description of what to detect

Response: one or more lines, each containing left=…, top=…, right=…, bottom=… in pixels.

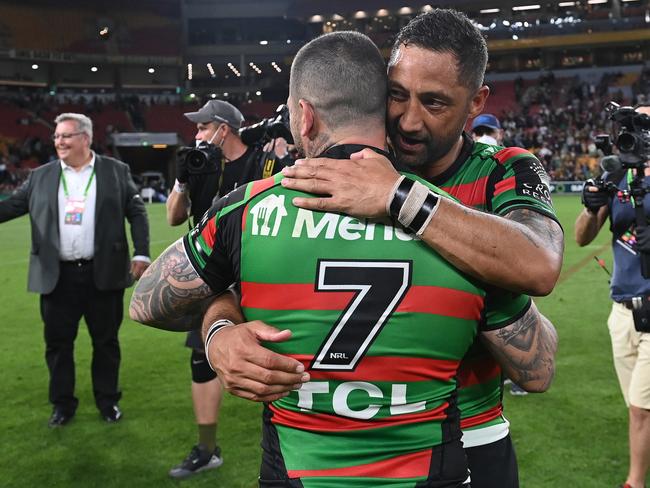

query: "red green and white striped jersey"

left=430, top=134, right=559, bottom=446
left=184, top=144, right=531, bottom=487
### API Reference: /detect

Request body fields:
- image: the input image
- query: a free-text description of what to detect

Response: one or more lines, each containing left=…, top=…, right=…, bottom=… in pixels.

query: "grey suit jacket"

left=0, top=155, right=150, bottom=294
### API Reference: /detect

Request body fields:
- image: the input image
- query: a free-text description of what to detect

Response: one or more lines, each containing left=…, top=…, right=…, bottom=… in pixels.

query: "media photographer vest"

left=606, top=169, right=650, bottom=304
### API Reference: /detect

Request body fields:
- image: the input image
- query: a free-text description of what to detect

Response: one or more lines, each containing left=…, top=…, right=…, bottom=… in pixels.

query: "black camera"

left=591, top=102, right=650, bottom=279
left=239, top=104, right=294, bottom=147
left=183, top=142, right=222, bottom=175
left=595, top=102, right=650, bottom=169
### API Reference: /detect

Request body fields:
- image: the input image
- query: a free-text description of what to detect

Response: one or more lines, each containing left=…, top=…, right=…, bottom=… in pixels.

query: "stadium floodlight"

left=512, top=34, right=519, bottom=40
left=503, top=20, right=511, bottom=26
left=558, top=1, right=576, bottom=5
left=186, top=64, right=192, bottom=80
left=259, top=40, right=268, bottom=45
left=286, top=39, right=291, bottom=44
left=255, top=91, right=262, bottom=96
left=480, top=8, right=500, bottom=13
left=31, top=64, right=38, bottom=70
left=587, top=0, right=607, bottom=3
left=211, top=93, right=216, bottom=98
left=91, top=66, right=98, bottom=72
left=148, top=67, right=156, bottom=74
left=512, top=4, right=541, bottom=11
left=207, top=63, right=215, bottom=78
left=223, top=92, right=229, bottom=97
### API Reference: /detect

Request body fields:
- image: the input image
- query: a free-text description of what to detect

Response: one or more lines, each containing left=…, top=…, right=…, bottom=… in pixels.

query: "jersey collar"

left=318, top=144, right=395, bottom=165
left=427, top=132, right=474, bottom=186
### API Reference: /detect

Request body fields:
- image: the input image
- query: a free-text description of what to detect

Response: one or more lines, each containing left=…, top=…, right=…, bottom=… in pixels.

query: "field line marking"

left=558, top=242, right=610, bottom=284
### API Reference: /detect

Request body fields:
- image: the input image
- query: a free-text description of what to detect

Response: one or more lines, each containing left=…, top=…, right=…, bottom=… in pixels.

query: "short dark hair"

left=472, top=126, right=496, bottom=137
left=290, top=31, right=386, bottom=129
left=391, top=9, right=487, bottom=91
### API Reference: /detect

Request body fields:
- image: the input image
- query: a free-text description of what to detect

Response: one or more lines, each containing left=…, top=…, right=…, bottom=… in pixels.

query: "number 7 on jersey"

left=310, top=260, right=412, bottom=371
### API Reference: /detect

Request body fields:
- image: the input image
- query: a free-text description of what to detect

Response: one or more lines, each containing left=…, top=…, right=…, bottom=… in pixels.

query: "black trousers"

left=40, top=260, right=124, bottom=414
left=465, top=434, right=519, bottom=488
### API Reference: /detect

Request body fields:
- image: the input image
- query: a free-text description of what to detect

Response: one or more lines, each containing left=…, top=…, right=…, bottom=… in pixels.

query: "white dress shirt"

left=58, top=154, right=97, bottom=261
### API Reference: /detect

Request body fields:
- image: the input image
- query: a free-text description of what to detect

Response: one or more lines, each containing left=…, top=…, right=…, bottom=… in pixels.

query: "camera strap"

left=217, top=157, right=226, bottom=194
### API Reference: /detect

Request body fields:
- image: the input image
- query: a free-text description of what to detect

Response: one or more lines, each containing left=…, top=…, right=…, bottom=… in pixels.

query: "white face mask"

left=477, top=134, right=498, bottom=146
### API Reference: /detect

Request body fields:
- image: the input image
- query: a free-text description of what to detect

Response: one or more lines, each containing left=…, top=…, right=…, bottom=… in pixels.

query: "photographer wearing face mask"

left=165, top=99, right=289, bottom=479
left=575, top=105, right=650, bottom=488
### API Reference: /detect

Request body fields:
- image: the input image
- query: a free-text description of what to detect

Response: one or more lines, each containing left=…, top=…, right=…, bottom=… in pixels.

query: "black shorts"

left=185, top=328, right=203, bottom=350
left=465, top=434, right=518, bottom=488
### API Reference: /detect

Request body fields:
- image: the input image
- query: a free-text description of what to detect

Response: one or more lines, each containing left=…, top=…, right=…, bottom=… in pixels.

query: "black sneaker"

left=509, top=383, right=529, bottom=396
left=101, top=405, right=123, bottom=423
left=48, top=409, right=74, bottom=428
left=168, top=445, right=223, bottom=479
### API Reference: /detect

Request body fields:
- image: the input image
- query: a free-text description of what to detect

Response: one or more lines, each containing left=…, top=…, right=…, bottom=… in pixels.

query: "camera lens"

left=617, top=132, right=636, bottom=153
left=186, top=149, right=207, bottom=172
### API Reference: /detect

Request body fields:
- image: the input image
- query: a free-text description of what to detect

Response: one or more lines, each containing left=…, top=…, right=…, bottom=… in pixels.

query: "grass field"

left=0, top=196, right=625, bottom=487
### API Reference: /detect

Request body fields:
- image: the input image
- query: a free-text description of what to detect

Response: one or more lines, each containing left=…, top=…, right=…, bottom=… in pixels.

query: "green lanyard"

left=627, top=169, right=637, bottom=206
left=60, top=166, right=95, bottom=198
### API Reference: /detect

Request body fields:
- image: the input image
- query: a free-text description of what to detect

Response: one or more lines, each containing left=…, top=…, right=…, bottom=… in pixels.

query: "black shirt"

left=187, top=145, right=290, bottom=225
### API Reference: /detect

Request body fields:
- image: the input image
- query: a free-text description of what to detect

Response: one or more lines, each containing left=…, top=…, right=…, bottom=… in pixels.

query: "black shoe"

left=48, top=409, right=74, bottom=428
left=101, top=405, right=122, bottom=423
left=168, top=444, right=223, bottom=479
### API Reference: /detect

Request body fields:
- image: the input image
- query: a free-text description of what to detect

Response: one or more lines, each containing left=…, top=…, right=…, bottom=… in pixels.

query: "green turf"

left=0, top=197, right=628, bottom=487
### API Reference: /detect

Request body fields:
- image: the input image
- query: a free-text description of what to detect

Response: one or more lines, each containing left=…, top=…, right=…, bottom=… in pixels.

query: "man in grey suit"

left=0, top=113, right=150, bottom=427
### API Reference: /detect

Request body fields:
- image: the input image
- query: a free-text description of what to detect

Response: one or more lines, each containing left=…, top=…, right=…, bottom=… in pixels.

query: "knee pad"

left=190, top=349, right=217, bottom=383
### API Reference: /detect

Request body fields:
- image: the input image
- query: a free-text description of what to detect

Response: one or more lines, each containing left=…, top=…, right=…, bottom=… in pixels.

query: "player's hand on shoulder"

left=280, top=148, right=400, bottom=219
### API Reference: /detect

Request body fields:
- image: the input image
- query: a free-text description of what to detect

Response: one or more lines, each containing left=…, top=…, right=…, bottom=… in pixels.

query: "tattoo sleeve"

left=129, top=239, right=214, bottom=331
left=505, top=208, right=564, bottom=257
left=481, top=301, right=558, bottom=392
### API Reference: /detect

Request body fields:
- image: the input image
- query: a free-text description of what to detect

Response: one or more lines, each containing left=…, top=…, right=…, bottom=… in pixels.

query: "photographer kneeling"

left=575, top=105, right=650, bottom=488
left=165, top=100, right=290, bottom=479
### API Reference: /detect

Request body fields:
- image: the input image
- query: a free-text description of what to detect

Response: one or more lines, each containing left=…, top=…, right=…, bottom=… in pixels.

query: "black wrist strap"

left=408, top=192, right=439, bottom=233
left=389, top=178, right=415, bottom=219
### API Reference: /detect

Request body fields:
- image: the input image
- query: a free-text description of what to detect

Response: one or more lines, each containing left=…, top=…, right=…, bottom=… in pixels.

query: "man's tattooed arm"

left=505, top=208, right=564, bottom=258
left=481, top=301, right=558, bottom=393
left=129, top=239, right=214, bottom=331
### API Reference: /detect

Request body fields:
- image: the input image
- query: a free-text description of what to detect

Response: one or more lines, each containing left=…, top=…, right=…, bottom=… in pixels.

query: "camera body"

left=182, top=142, right=222, bottom=175
left=239, top=104, right=293, bottom=147
left=596, top=102, right=650, bottom=169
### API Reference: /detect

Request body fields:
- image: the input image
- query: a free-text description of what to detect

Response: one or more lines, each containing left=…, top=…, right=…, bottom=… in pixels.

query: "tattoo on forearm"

left=507, top=208, right=564, bottom=256
left=485, top=305, right=558, bottom=391
left=130, top=240, right=213, bottom=330
left=496, top=310, right=536, bottom=351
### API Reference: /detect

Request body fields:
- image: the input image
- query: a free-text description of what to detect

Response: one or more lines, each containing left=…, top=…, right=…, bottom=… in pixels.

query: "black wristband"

left=408, top=191, right=440, bottom=233
left=389, top=177, right=415, bottom=220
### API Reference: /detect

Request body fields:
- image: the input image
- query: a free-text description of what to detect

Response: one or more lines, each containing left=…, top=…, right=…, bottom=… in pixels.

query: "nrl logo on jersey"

left=249, top=194, right=288, bottom=237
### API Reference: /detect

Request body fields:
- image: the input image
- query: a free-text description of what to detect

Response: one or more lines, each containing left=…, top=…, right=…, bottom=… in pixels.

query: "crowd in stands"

left=1, top=64, right=649, bottom=195
left=498, top=66, right=650, bottom=181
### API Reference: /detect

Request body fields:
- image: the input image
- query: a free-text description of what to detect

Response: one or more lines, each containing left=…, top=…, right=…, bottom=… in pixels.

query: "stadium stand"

left=0, top=0, right=648, bottom=195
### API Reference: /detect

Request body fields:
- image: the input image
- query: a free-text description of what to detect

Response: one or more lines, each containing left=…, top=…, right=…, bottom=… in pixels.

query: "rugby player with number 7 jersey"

left=130, top=30, right=558, bottom=488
